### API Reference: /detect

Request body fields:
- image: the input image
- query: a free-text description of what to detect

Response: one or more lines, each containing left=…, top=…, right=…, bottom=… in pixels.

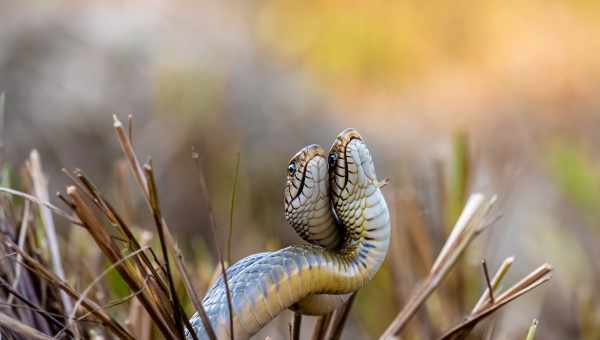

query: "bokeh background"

left=2, top=1, right=600, bottom=339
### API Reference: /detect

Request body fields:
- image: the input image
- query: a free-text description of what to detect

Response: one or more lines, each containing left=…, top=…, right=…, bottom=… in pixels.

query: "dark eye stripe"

left=291, top=159, right=310, bottom=201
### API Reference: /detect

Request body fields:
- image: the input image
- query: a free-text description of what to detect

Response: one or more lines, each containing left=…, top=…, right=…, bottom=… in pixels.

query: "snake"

left=188, top=128, right=391, bottom=339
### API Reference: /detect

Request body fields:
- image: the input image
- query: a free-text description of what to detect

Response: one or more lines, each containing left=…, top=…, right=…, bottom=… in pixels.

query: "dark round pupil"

left=288, top=162, right=297, bottom=174
left=328, top=153, right=337, bottom=167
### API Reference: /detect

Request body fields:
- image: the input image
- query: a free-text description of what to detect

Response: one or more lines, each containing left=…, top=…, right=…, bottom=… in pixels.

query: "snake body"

left=188, top=129, right=391, bottom=339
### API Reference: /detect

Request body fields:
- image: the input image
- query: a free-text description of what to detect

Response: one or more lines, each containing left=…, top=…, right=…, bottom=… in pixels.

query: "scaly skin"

left=205, top=144, right=347, bottom=317
left=188, top=129, right=390, bottom=339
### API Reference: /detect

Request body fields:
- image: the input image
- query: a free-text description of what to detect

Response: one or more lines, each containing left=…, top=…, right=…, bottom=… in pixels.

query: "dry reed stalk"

left=439, top=264, right=552, bottom=340
left=311, top=313, right=333, bottom=340
left=380, top=194, right=496, bottom=339
left=114, top=115, right=217, bottom=338
left=8, top=244, right=135, bottom=340
left=7, top=200, right=30, bottom=305
left=291, top=312, right=302, bottom=340
left=66, top=186, right=178, bottom=340
left=227, top=152, right=241, bottom=264
left=326, top=291, right=358, bottom=340
left=126, top=231, right=153, bottom=340
left=0, top=311, right=53, bottom=340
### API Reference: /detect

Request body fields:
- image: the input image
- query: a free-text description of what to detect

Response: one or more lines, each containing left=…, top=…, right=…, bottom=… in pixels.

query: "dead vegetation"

left=0, top=114, right=553, bottom=339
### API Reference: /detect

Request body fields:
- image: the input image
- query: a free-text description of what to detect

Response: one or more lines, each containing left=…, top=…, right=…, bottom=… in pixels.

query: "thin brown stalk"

left=311, top=313, right=333, bottom=340
left=227, top=152, right=241, bottom=265
left=0, top=311, right=54, bottom=340
left=7, top=200, right=30, bottom=305
left=481, top=260, right=495, bottom=304
left=9, top=245, right=135, bottom=340
left=0, top=187, right=82, bottom=225
left=439, top=269, right=551, bottom=340
left=65, top=247, right=150, bottom=335
left=128, top=114, right=134, bottom=146
left=114, top=115, right=213, bottom=338
left=219, top=239, right=234, bottom=340
left=292, top=312, right=302, bottom=340
left=446, top=257, right=515, bottom=340
left=380, top=194, right=497, bottom=339
left=144, top=162, right=185, bottom=339
left=174, top=244, right=217, bottom=340
left=193, top=149, right=235, bottom=339
left=327, top=292, right=358, bottom=340
left=0, top=92, right=4, bottom=163
left=0, top=277, right=71, bottom=335
left=28, top=150, right=73, bottom=316
left=71, top=169, right=170, bottom=297
left=66, top=186, right=178, bottom=340
left=472, top=257, right=514, bottom=313
left=113, top=115, right=147, bottom=196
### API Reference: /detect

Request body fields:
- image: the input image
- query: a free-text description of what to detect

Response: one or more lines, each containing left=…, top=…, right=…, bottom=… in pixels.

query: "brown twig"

left=0, top=187, right=82, bottom=225
left=472, top=257, right=514, bottom=313
left=174, top=244, right=217, bottom=340
left=311, top=313, right=333, bottom=340
left=227, top=152, right=241, bottom=265
left=292, top=312, right=302, bottom=340
left=64, top=247, right=150, bottom=337
left=380, top=194, right=497, bottom=339
left=66, top=186, right=177, bottom=340
left=144, top=162, right=185, bottom=339
left=327, top=292, right=358, bottom=340
left=439, top=264, right=552, bottom=340
left=28, top=150, right=74, bottom=327
left=9, top=244, right=135, bottom=340
left=193, top=148, right=234, bottom=339
left=0, top=311, right=54, bottom=340
left=7, top=200, right=30, bottom=305
left=113, top=115, right=147, bottom=196
left=481, top=260, right=495, bottom=304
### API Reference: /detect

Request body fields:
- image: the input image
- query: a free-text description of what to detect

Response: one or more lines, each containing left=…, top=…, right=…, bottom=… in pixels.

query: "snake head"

left=284, top=144, right=337, bottom=247
left=328, top=128, right=377, bottom=200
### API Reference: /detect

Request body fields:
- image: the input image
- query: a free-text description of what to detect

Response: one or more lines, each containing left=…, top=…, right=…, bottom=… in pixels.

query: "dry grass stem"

left=227, top=151, right=241, bottom=264
left=192, top=148, right=235, bottom=339
left=439, top=264, right=552, bottom=340
left=113, top=115, right=147, bottom=196
left=0, top=311, right=54, bottom=340
left=380, top=193, right=497, bottom=339
left=66, top=185, right=178, bottom=340
left=9, top=244, right=135, bottom=340
left=481, top=260, right=495, bottom=304
left=7, top=200, right=30, bottom=305
left=292, top=312, right=302, bottom=340
left=28, top=150, right=74, bottom=323
left=327, top=292, right=358, bottom=340
left=472, top=257, right=514, bottom=313
left=0, top=187, right=82, bottom=225
left=311, top=313, right=333, bottom=340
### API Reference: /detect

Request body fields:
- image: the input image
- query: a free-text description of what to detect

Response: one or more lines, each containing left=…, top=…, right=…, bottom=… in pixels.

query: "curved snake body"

left=188, top=129, right=390, bottom=339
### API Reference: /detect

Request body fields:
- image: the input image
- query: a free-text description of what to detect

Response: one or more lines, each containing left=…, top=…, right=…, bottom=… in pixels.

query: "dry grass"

left=0, top=115, right=554, bottom=339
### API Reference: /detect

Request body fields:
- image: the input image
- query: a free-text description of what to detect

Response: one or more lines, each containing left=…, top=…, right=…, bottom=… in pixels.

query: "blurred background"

left=1, top=0, right=600, bottom=339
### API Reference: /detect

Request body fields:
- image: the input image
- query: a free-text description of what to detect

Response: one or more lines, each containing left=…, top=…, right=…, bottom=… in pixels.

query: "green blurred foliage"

left=354, top=260, right=396, bottom=336
left=546, top=141, right=600, bottom=221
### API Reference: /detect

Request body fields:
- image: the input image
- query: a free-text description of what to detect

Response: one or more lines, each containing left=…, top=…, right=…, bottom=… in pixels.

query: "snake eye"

left=288, top=161, right=297, bottom=175
left=328, top=153, right=337, bottom=167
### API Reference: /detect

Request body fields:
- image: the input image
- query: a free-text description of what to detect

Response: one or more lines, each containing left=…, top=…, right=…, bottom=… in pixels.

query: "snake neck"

left=338, top=185, right=390, bottom=284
